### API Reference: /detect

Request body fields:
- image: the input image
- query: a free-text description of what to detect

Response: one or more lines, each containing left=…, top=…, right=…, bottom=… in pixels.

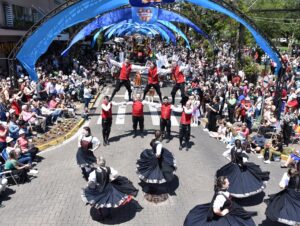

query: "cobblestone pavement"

left=0, top=86, right=287, bottom=226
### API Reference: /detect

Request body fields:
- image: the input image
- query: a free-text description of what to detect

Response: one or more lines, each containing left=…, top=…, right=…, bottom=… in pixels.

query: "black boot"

left=133, top=130, right=137, bottom=138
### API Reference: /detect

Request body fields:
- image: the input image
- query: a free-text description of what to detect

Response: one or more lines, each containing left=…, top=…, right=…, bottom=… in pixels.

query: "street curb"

left=199, top=118, right=289, bottom=161
left=36, top=87, right=103, bottom=151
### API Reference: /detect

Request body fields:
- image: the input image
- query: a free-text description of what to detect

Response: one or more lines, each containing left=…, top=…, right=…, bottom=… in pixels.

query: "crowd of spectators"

left=0, top=51, right=104, bottom=202
left=109, top=37, right=300, bottom=168
left=1, top=36, right=300, bottom=206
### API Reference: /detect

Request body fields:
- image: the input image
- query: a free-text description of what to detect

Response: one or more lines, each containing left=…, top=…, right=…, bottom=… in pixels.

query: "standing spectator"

left=282, top=104, right=297, bottom=146
left=205, top=96, right=220, bottom=132
left=227, top=94, right=237, bottom=123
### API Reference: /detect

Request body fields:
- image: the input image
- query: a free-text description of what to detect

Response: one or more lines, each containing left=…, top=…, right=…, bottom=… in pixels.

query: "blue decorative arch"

left=15, top=0, right=281, bottom=80
left=63, top=7, right=207, bottom=58
left=158, top=20, right=190, bottom=48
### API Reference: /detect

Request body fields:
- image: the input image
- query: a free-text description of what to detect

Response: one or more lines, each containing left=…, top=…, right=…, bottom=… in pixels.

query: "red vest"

left=172, top=66, right=185, bottom=84
left=180, top=111, right=192, bottom=125
left=101, top=101, right=112, bottom=119
left=11, top=101, right=21, bottom=116
left=148, top=67, right=158, bottom=84
left=161, top=104, right=171, bottom=120
left=119, top=63, right=132, bottom=80
left=132, top=101, right=143, bottom=117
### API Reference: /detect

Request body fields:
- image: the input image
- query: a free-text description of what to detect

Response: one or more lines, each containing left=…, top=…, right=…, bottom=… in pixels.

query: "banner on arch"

left=132, top=7, right=158, bottom=24
left=129, top=0, right=176, bottom=7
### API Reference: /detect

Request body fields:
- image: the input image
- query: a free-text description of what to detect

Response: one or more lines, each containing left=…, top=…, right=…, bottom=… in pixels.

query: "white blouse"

left=279, top=172, right=290, bottom=189
left=213, top=191, right=230, bottom=209
left=88, top=167, right=118, bottom=182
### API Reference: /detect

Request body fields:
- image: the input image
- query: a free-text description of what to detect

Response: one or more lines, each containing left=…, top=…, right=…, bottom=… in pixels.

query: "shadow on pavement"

left=90, top=199, right=142, bottom=224
left=233, top=192, right=266, bottom=206
left=0, top=187, right=16, bottom=205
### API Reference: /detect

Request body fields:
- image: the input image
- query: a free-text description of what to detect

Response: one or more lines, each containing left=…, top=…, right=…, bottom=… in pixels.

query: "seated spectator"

left=0, top=122, right=8, bottom=151
left=22, top=80, right=35, bottom=102
left=259, top=142, right=282, bottom=164
left=19, top=104, right=46, bottom=132
left=281, top=149, right=300, bottom=168
left=16, top=130, right=38, bottom=161
left=8, top=113, right=20, bottom=140
left=264, top=105, right=277, bottom=126
left=209, top=119, right=227, bottom=140
left=4, top=150, right=37, bottom=183
left=5, top=136, right=32, bottom=165
left=9, top=95, right=21, bottom=117
left=238, top=123, right=250, bottom=139
left=250, top=132, right=266, bottom=153
left=35, top=79, right=48, bottom=101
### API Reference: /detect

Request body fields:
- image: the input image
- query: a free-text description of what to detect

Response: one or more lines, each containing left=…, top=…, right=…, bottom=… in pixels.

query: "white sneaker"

left=257, top=155, right=264, bottom=159
left=264, top=160, right=271, bottom=164
left=203, top=128, right=209, bottom=132
left=29, top=169, right=39, bottom=175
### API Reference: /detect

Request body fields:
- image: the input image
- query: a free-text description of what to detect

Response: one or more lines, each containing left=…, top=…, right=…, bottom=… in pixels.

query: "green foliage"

left=243, top=56, right=260, bottom=84
left=172, top=0, right=300, bottom=49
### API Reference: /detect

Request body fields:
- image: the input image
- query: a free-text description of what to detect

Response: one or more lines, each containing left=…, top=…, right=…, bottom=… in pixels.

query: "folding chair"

left=0, top=164, right=19, bottom=186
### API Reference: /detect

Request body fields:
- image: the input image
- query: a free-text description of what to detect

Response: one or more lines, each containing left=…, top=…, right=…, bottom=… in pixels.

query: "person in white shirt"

left=184, top=176, right=256, bottom=225
left=82, top=157, right=138, bottom=219
left=76, top=127, right=100, bottom=180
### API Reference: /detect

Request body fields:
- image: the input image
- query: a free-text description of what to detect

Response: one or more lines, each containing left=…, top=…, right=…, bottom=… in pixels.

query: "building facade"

left=0, top=0, right=65, bottom=76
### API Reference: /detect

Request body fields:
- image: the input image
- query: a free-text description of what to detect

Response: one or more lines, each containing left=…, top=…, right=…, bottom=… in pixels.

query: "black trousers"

left=143, top=83, right=162, bottom=102
left=171, top=82, right=185, bottom=105
left=102, top=118, right=112, bottom=141
left=160, top=118, right=171, bottom=137
left=132, top=116, right=144, bottom=132
left=110, top=79, right=132, bottom=101
left=179, top=124, right=191, bottom=145
left=282, top=123, right=293, bottom=146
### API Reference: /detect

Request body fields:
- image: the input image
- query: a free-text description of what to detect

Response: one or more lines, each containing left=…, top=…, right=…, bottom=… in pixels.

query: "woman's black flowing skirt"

left=76, top=147, right=97, bottom=166
left=184, top=202, right=256, bottom=226
left=111, top=176, right=139, bottom=197
left=266, top=189, right=300, bottom=225
left=81, top=176, right=138, bottom=209
left=216, top=162, right=269, bottom=198
left=136, top=148, right=176, bottom=184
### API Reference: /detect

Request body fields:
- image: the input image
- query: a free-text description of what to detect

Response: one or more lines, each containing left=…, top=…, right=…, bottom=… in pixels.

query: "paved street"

left=0, top=86, right=287, bottom=226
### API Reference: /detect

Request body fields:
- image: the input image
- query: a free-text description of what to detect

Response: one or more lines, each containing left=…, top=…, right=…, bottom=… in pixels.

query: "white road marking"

left=148, top=105, right=160, bottom=126
left=116, top=105, right=127, bottom=124
left=124, top=90, right=129, bottom=100
left=171, top=113, right=179, bottom=127
left=97, top=116, right=102, bottom=125
left=113, top=95, right=181, bottom=100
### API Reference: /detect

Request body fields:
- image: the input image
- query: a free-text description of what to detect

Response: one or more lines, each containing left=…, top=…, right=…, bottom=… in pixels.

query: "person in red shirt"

left=179, top=101, right=193, bottom=151
left=170, top=61, right=188, bottom=105
left=142, top=61, right=163, bottom=102
left=109, top=58, right=145, bottom=102
left=126, top=94, right=147, bottom=138
left=152, top=96, right=182, bottom=143
left=231, top=75, right=241, bottom=86
left=101, top=96, right=112, bottom=146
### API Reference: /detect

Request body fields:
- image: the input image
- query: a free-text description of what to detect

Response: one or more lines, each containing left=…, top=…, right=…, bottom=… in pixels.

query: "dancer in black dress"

left=266, top=162, right=300, bottom=225
left=76, top=127, right=100, bottom=180
left=216, top=139, right=270, bottom=198
left=184, top=176, right=256, bottom=226
left=81, top=157, right=138, bottom=218
left=136, top=130, right=176, bottom=202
